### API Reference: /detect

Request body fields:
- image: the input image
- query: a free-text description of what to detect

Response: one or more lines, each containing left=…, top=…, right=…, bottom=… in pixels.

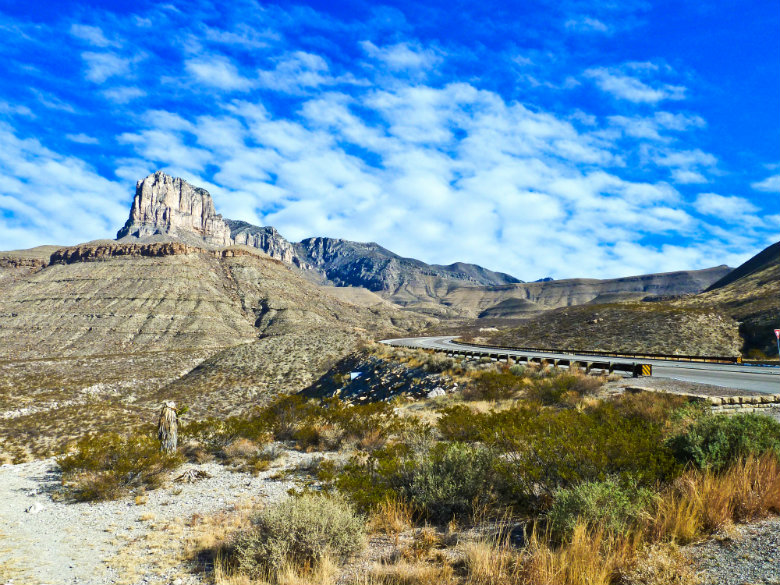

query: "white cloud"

left=360, top=41, right=440, bottom=70
left=694, top=193, right=759, bottom=221
left=0, top=123, right=127, bottom=250
left=69, top=24, right=114, bottom=47
left=585, top=67, right=686, bottom=103
left=82, top=51, right=131, bottom=83
left=257, top=52, right=358, bottom=93
left=184, top=56, right=253, bottom=91
left=752, top=173, right=780, bottom=193
left=102, top=86, right=146, bottom=103
left=565, top=17, right=610, bottom=34
left=671, top=169, right=707, bottom=184
left=66, top=133, right=99, bottom=144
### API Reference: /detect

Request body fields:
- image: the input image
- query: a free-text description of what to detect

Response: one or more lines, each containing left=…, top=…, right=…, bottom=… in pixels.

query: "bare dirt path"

left=0, top=450, right=325, bottom=585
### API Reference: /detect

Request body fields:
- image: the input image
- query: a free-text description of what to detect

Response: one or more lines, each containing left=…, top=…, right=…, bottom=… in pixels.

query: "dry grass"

left=519, top=523, right=638, bottom=585
left=368, top=560, right=456, bottom=585
left=369, top=497, right=414, bottom=537
left=651, top=453, right=780, bottom=543
left=463, top=538, right=519, bottom=584
left=622, top=543, right=700, bottom=585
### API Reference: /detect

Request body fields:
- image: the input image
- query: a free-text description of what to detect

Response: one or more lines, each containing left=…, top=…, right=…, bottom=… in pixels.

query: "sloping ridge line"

left=704, top=241, right=780, bottom=292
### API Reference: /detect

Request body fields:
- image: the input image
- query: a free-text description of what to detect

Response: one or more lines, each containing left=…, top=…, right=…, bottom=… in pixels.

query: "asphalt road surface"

left=382, top=336, right=780, bottom=395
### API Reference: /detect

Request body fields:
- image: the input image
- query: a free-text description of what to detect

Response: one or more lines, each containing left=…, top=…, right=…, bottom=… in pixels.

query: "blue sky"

left=0, top=0, right=777, bottom=280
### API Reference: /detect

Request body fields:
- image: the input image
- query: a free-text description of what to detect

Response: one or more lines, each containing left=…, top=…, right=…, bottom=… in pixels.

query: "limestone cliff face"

left=225, top=220, right=311, bottom=268
left=116, top=172, right=232, bottom=246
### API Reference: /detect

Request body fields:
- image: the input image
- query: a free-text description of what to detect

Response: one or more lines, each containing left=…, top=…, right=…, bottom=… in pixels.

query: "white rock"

left=427, top=387, right=446, bottom=398
left=117, top=171, right=232, bottom=246
left=25, top=502, right=44, bottom=514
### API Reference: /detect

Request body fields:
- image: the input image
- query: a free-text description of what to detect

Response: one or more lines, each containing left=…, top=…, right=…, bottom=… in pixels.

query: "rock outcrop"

left=116, top=172, right=232, bottom=246
left=226, top=220, right=311, bottom=268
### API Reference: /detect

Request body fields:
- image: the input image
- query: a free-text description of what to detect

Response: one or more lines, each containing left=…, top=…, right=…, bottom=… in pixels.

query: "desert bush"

left=609, top=391, right=691, bottom=428
left=231, top=493, right=365, bottom=578
left=548, top=476, right=656, bottom=539
left=666, top=412, right=780, bottom=471
left=438, top=403, right=677, bottom=509
left=58, top=431, right=183, bottom=501
left=397, top=442, right=499, bottom=523
left=421, top=352, right=456, bottom=373
left=334, top=436, right=498, bottom=523
left=462, top=371, right=524, bottom=401
left=526, top=372, right=603, bottom=405
left=508, top=364, right=526, bottom=376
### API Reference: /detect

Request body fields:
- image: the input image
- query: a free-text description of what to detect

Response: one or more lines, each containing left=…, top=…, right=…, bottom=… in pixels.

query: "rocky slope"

left=679, top=240, right=780, bottom=354
left=483, top=302, right=743, bottom=357
left=0, top=242, right=434, bottom=462
left=482, top=241, right=779, bottom=357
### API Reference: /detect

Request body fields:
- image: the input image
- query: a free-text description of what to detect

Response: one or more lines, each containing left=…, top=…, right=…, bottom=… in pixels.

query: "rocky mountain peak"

left=116, top=171, right=232, bottom=246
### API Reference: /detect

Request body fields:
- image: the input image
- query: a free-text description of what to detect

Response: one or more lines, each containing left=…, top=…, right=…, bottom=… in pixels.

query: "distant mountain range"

left=115, top=172, right=732, bottom=315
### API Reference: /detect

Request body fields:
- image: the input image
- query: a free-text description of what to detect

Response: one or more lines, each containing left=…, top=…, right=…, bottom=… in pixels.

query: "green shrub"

left=397, top=442, right=498, bottom=523
left=509, top=364, right=526, bottom=376
left=462, top=371, right=524, bottom=401
left=231, top=493, right=365, bottom=577
left=548, top=477, right=656, bottom=539
left=438, top=403, right=678, bottom=510
left=527, top=373, right=603, bottom=405
left=609, top=391, right=691, bottom=427
left=58, top=431, right=183, bottom=501
left=666, top=413, right=780, bottom=471
left=422, top=352, right=456, bottom=373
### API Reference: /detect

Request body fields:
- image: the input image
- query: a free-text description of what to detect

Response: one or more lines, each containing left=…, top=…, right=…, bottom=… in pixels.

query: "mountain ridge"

left=113, top=172, right=731, bottom=313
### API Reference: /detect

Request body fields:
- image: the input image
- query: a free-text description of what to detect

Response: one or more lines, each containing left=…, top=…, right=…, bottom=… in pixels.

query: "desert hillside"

left=482, top=302, right=742, bottom=357
left=0, top=242, right=433, bottom=461
left=679, top=241, right=780, bottom=355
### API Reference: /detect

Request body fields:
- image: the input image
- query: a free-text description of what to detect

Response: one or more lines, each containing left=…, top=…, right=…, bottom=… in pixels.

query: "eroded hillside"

left=0, top=243, right=433, bottom=462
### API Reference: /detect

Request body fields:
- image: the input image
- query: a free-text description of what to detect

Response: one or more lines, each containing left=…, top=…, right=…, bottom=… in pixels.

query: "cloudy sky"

left=1, top=0, right=778, bottom=280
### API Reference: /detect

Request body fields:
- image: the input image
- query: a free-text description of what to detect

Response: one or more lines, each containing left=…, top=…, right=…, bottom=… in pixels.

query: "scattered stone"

left=174, top=469, right=213, bottom=483
left=427, top=387, right=446, bottom=398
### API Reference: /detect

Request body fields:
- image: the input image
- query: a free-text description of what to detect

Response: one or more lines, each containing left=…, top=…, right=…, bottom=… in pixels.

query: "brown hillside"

left=678, top=241, right=779, bottom=354
left=483, top=302, right=742, bottom=357
left=0, top=243, right=432, bottom=462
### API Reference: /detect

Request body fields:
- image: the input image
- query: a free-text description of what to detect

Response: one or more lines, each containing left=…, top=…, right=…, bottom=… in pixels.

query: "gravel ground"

left=0, top=447, right=331, bottom=585
left=688, top=517, right=780, bottom=585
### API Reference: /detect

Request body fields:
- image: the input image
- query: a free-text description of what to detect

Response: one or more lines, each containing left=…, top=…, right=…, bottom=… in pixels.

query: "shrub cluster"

left=230, top=493, right=365, bottom=577
left=548, top=476, right=656, bottom=538
left=57, top=431, right=184, bottom=501
left=666, top=413, right=780, bottom=471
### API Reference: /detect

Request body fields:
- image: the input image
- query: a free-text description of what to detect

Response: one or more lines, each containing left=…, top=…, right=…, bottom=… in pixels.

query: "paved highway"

left=381, top=336, right=780, bottom=395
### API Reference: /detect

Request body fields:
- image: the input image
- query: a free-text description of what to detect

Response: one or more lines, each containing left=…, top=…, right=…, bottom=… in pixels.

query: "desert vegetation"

left=48, top=345, right=780, bottom=584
